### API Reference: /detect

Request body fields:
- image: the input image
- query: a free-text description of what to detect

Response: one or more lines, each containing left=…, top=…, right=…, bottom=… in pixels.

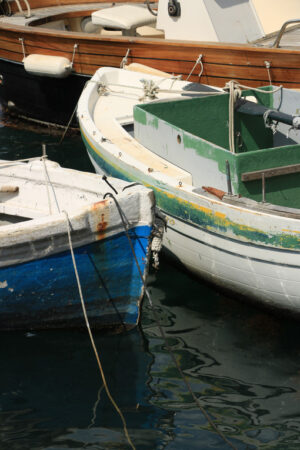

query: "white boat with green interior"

left=78, top=66, right=300, bottom=316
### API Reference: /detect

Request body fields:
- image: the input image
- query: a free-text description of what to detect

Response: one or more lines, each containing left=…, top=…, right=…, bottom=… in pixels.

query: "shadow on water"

left=143, top=258, right=300, bottom=449
left=0, top=108, right=93, bottom=173
left=1, top=116, right=300, bottom=449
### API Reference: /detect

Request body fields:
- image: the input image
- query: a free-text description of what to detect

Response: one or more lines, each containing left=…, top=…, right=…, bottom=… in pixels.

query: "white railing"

left=14, top=0, right=31, bottom=19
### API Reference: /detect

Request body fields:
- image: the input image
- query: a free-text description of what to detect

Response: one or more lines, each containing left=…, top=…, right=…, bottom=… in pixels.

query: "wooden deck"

left=256, top=25, right=300, bottom=49
left=0, top=0, right=299, bottom=126
left=1, top=2, right=300, bottom=52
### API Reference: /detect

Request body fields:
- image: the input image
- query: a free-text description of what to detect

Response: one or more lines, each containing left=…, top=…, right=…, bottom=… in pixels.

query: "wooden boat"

left=0, top=0, right=299, bottom=127
left=0, top=157, right=154, bottom=330
left=78, top=66, right=300, bottom=315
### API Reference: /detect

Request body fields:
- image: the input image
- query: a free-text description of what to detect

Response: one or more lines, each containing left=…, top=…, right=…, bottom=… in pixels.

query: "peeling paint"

left=85, top=137, right=300, bottom=251
left=96, top=213, right=108, bottom=237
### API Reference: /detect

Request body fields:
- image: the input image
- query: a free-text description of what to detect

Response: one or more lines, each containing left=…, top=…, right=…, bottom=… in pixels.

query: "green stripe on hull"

left=81, top=129, right=300, bottom=251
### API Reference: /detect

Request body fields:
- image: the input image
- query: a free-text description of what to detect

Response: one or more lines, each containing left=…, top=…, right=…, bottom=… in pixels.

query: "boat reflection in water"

left=143, top=260, right=300, bottom=449
left=0, top=328, right=175, bottom=449
left=2, top=260, right=300, bottom=449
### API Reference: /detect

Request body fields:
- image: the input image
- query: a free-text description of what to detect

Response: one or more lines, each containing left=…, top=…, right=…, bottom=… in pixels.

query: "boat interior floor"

left=0, top=3, right=110, bottom=26
left=0, top=213, right=31, bottom=226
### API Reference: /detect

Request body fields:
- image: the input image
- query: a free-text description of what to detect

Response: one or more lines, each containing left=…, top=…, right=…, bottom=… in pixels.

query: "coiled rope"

left=225, top=80, right=282, bottom=153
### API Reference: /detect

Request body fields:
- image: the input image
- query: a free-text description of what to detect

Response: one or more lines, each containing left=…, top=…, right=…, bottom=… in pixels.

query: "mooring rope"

left=186, top=54, right=204, bottom=81
left=63, top=210, right=136, bottom=450
left=42, top=151, right=52, bottom=215
left=59, top=99, right=80, bottom=145
left=104, top=192, right=238, bottom=450
left=227, top=81, right=240, bottom=153
left=226, top=81, right=282, bottom=95
left=264, top=61, right=272, bottom=85
left=95, top=80, right=223, bottom=97
left=120, top=48, right=131, bottom=69
left=19, top=149, right=136, bottom=450
left=225, top=80, right=283, bottom=153
left=0, top=154, right=134, bottom=450
left=94, top=78, right=283, bottom=104
left=60, top=77, right=91, bottom=145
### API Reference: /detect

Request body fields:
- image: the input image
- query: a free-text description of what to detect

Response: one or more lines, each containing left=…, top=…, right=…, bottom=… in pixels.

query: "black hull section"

left=0, top=59, right=90, bottom=127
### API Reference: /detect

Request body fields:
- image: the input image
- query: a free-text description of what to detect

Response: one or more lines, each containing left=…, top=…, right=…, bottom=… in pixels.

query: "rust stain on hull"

left=91, top=200, right=110, bottom=240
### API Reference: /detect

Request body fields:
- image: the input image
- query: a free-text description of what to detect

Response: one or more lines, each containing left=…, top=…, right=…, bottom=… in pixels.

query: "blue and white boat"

left=0, top=158, right=154, bottom=330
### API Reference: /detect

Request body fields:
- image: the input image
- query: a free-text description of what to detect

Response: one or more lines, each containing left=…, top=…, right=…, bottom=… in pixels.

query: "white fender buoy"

left=23, top=54, right=72, bottom=78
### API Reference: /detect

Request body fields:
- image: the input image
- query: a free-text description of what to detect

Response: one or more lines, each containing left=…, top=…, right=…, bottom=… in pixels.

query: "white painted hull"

left=89, top=149, right=300, bottom=314
left=162, top=214, right=300, bottom=313
left=79, top=67, right=300, bottom=315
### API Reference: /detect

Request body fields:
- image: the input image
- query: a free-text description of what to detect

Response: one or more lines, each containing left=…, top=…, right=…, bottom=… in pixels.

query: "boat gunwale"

left=1, top=18, right=300, bottom=56
left=79, top=67, right=300, bottom=223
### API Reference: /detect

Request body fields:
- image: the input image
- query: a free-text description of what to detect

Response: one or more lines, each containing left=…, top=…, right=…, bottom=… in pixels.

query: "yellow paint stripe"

left=282, top=229, right=300, bottom=234
left=81, top=127, right=264, bottom=235
left=215, top=211, right=226, bottom=219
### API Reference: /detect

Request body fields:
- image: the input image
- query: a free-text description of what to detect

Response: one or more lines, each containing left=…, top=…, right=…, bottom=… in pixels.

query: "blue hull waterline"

left=0, top=225, right=151, bottom=330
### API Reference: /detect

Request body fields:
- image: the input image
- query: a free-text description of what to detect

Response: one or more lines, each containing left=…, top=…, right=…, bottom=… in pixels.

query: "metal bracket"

left=19, top=37, right=26, bottom=59
left=120, top=48, right=130, bottom=68
left=71, top=43, right=78, bottom=68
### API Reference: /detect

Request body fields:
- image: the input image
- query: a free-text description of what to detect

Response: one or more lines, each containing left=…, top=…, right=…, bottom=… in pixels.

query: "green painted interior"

left=134, top=88, right=300, bottom=209
left=236, top=144, right=300, bottom=207
left=135, top=90, right=274, bottom=152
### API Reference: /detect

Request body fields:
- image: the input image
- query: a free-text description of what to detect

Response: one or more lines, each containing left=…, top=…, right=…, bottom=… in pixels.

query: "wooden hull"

left=0, top=1, right=300, bottom=125
left=0, top=226, right=151, bottom=330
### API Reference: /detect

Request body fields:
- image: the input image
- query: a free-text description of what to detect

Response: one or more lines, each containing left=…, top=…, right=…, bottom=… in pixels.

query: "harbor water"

left=1, top=115, right=300, bottom=449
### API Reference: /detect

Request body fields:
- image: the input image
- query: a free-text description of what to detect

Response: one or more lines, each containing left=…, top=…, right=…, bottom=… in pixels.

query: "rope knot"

left=97, top=82, right=109, bottom=96
left=224, top=80, right=242, bottom=101
left=139, top=79, right=159, bottom=101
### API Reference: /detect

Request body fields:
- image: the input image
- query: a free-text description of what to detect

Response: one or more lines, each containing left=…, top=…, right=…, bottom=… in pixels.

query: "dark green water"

left=1, top=118, right=300, bottom=449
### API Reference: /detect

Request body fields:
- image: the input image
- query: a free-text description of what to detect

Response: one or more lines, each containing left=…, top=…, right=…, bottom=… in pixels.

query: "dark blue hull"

left=0, top=58, right=87, bottom=127
left=0, top=225, right=151, bottom=330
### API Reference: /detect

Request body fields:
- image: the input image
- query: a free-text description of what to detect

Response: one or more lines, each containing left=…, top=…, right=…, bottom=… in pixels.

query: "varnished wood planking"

left=10, top=0, right=143, bottom=13
left=1, top=28, right=300, bottom=69
left=1, top=28, right=300, bottom=65
left=1, top=24, right=299, bottom=67
left=0, top=47, right=299, bottom=87
left=0, top=12, right=300, bottom=87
